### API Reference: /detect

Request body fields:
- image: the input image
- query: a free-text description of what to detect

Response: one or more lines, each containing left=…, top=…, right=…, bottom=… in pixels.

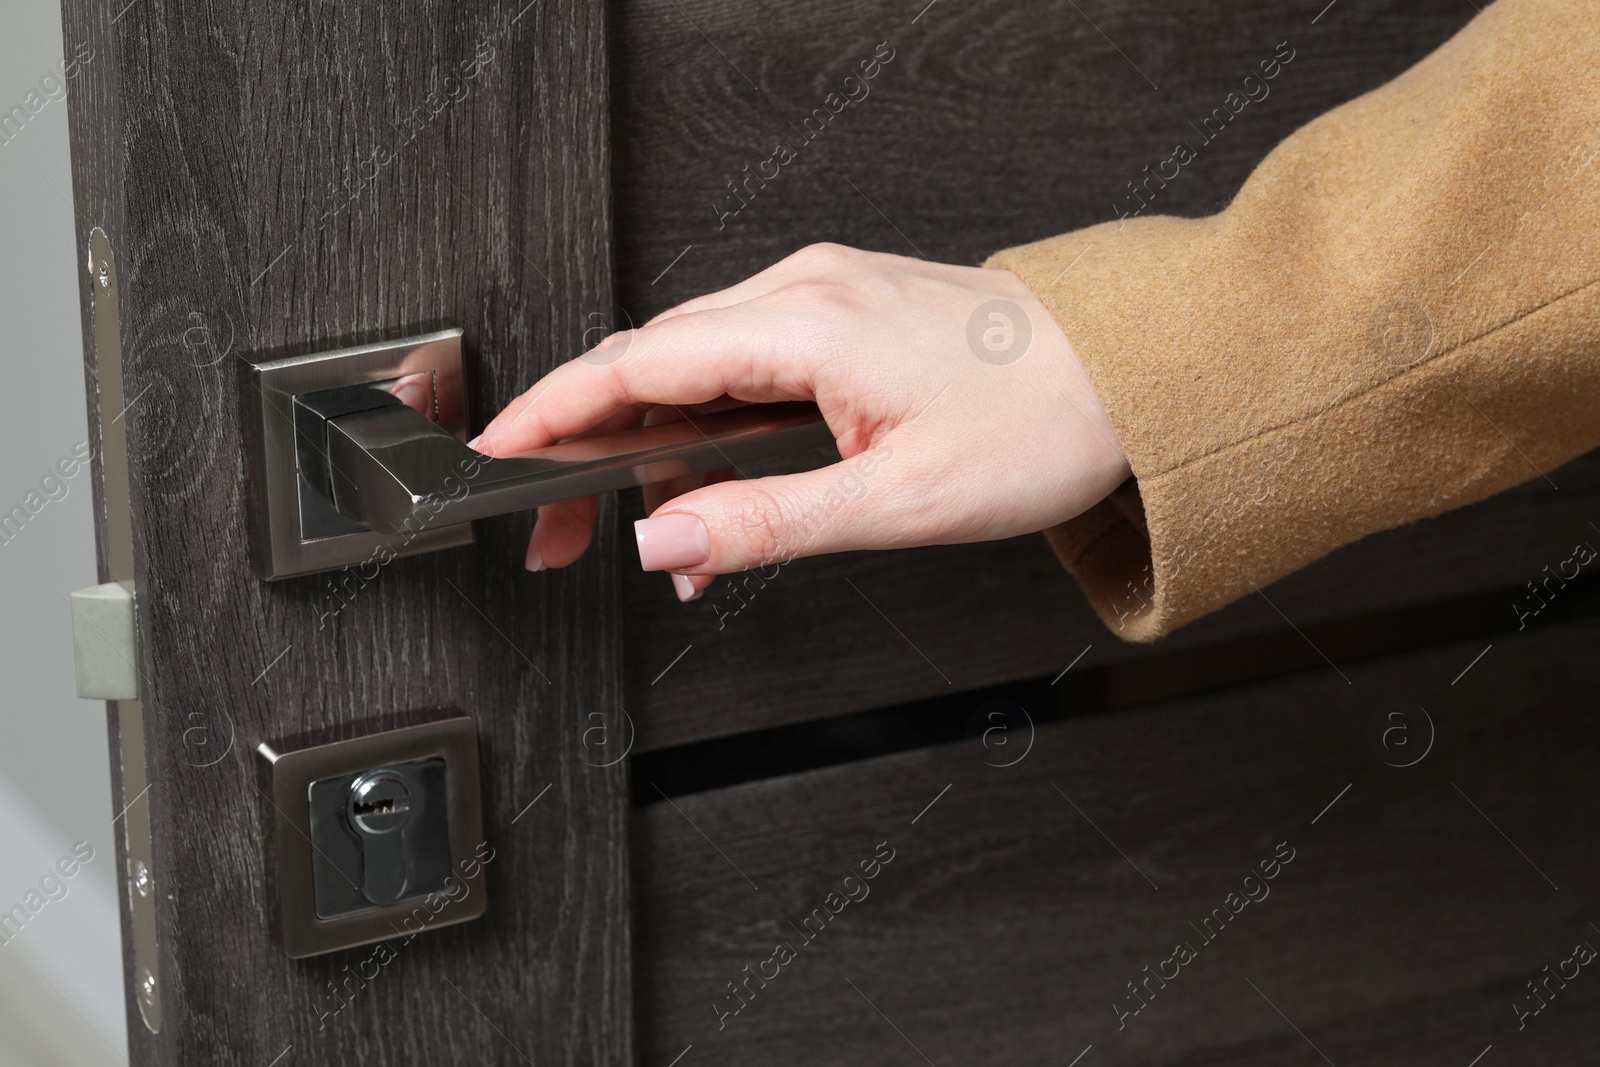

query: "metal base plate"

left=240, top=330, right=475, bottom=580
left=256, top=716, right=487, bottom=959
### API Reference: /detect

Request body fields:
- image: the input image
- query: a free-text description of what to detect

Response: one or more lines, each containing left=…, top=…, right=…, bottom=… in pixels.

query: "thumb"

left=633, top=445, right=898, bottom=574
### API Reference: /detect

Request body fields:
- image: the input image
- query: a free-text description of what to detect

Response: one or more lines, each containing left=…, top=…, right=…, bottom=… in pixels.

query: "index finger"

left=474, top=300, right=821, bottom=457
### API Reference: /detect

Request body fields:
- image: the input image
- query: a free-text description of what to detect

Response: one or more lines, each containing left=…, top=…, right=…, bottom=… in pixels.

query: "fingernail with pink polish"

left=525, top=533, right=545, bottom=573
left=467, top=434, right=488, bottom=454
left=392, top=381, right=431, bottom=413
left=671, top=573, right=702, bottom=603
left=635, top=513, right=710, bottom=571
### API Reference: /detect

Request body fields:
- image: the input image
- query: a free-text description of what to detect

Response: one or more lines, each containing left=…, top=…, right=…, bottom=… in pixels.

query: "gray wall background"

left=0, top=0, right=130, bottom=1061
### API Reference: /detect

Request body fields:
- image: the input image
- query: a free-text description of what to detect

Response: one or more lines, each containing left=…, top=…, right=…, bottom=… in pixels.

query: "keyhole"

left=346, top=769, right=416, bottom=904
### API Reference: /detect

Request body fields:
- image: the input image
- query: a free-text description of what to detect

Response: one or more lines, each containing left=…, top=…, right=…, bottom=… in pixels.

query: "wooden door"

left=610, top=1, right=1600, bottom=1064
left=62, top=0, right=631, bottom=1063
left=62, top=0, right=1599, bottom=1064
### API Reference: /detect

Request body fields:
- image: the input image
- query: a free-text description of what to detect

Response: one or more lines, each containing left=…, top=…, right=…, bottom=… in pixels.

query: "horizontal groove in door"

left=630, top=570, right=1600, bottom=800
left=625, top=450, right=1600, bottom=750
left=633, top=614, right=1600, bottom=1067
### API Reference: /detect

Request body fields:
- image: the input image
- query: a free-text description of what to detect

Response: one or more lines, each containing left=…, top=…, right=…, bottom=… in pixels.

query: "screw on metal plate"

left=137, top=968, right=157, bottom=1013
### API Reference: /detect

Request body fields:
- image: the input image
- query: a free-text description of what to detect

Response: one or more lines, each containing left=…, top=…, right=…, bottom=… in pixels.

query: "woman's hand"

left=473, top=243, right=1131, bottom=600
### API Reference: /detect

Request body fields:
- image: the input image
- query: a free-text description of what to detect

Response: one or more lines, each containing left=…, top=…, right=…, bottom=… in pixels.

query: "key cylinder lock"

left=309, top=758, right=453, bottom=918
left=257, top=717, right=485, bottom=958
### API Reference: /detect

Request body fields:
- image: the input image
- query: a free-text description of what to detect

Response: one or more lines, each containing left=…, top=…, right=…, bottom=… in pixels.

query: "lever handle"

left=311, top=389, right=835, bottom=536
left=243, top=329, right=829, bottom=579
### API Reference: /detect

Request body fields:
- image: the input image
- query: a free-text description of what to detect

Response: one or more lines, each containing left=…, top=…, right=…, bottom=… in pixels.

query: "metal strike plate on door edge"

left=87, top=228, right=163, bottom=1033
left=241, top=328, right=834, bottom=580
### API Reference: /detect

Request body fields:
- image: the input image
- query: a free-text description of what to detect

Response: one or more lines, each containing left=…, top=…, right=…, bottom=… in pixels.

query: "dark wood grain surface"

left=625, top=446, right=1600, bottom=751
left=61, top=0, right=631, bottom=1063
left=634, top=613, right=1600, bottom=1066
left=608, top=0, right=1585, bottom=748
left=611, top=0, right=1476, bottom=309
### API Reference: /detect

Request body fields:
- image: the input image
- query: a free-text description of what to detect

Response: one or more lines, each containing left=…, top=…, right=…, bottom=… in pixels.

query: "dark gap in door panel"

left=632, top=573, right=1600, bottom=801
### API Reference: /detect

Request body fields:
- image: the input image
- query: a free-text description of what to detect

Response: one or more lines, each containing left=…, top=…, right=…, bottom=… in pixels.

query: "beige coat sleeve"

left=986, top=0, right=1600, bottom=642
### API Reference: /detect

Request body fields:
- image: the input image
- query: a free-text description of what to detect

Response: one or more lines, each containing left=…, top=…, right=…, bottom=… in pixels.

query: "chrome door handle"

left=242, top=329, right=834, bottom=579
left=313, top=386, right=832, bottom=535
